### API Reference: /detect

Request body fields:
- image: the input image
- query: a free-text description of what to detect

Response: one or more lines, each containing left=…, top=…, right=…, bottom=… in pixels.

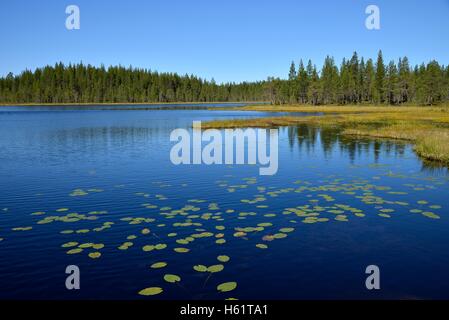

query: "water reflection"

left=287, top=124, right=409, bottom=164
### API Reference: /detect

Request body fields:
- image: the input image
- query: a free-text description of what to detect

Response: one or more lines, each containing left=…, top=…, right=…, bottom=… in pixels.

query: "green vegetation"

left=1, top=51, right=447, bottom=105
left=269, top=51, right=449, bottom=105
left=0, top=63, right=265, bottom=104
left=203, top=105, right=449, bottom=164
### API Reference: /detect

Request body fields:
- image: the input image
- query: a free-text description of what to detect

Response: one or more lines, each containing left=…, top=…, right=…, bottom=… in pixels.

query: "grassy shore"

left=203, top=104, right=449, bottom=165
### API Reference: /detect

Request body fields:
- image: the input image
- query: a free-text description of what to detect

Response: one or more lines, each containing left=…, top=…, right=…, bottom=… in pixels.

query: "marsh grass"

left=203, top=105, right=449, bottom=165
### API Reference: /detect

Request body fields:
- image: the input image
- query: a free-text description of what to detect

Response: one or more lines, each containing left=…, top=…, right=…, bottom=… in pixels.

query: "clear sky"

left=1, top=0, right=449, bottom=83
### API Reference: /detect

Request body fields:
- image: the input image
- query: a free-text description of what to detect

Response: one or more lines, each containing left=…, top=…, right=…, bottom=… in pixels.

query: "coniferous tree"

left=320, top=56, right=339, bottom=104
left=398, top=57, right=411, bottom=104
left=297, top=60, right=309, bottom=104
left=375, top=50, right=386, bottom=103
left=307, top=65, right=320, bottom=105
left=386, top=60, right=399, bottom=104
left=1, top=53, right=448, bottom=106
left=288, top=61, right=297, bottom=80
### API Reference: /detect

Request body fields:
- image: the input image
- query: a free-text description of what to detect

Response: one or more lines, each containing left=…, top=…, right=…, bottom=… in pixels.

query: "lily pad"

left=207, top=264, right=224, bottom=273
left=422, top=212, right=440, bottom=219
left=164, top=274, right=181, bottom=283
left=88, top=252, right=101, bottom=259
left=217, top=255, right=230, bottom=263
left=151, top=262, right=167, bottom=269
left=193, top=265, right=208, bottom=272
left=138, top=287, right=163, bottom=296
left=217, top=282, right=237, bottom=293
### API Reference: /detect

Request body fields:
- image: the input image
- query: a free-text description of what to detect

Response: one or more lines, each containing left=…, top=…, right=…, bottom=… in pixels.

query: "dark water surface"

left=0, top=104, right=448, bottom=300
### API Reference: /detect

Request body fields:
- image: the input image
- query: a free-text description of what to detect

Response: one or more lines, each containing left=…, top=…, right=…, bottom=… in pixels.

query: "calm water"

left=0, top=104, right=449, bottom=300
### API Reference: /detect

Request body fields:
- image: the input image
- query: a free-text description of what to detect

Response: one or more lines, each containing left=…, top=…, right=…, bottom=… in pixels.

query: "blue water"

left=0, top=104, right=448, bottom=300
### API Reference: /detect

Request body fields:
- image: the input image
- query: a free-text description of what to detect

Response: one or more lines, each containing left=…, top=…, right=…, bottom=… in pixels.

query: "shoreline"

left=201, top=105, right=449, bottom=165
left=0, top=101, right=267, bottom=107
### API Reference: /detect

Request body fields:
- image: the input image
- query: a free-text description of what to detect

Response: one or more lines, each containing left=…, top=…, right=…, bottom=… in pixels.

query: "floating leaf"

left=193, top=265, right=208, bottom=272
left=273, top=233, right=287, bottom=239
left=138, top=287, right=163, bottom=296
left=79, top=243, right=94, bottom=249
left=217, top=282, right=237, bottom=293
left=61, top=242, right=78, bottom=248
left=92, top=243, right=105, bottom=250
left=256, top=243, right=268, bottom=249
left=88, top=252, right=101, bottom=259
left=208, top=264, right=224, bottom=273
left=164, top=274, right=181, bottom=283
left=155, top=243, right=167, bottom=250
left=31, top=211, right=46, bottom=216
left=217, top=255, right=230, bottom=263
left=151, top=262, right=167, bottom=269
left=422, top=212, right=440, bottom=219
left=66, top=248, right=83, bottom=255
left=142, top=245, right=155, bottom=252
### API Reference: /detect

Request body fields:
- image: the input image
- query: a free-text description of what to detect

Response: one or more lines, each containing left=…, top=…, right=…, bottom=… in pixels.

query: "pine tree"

left=386, top=60, right=399, bottom=105
left=397, top=57, right=411, bottom=103
left=297, top=60, right=309, bottom=104
left=365, top=59, right=376, bottom=103
left=288, top=61, right=297, bottom=80
left=375, top=50, right=386, bottom=103
left=307, top=65, right=320, bottom=105
left=320, top=56, right=338, bottom=104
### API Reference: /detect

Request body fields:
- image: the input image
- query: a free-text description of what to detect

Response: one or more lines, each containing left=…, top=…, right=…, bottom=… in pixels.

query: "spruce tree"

left=375, top=50, right=386, bottom=104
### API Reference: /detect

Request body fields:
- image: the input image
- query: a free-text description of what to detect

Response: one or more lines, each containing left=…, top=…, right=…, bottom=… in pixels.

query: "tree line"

left=269, top=51, right=449, bottom=105
left=0, top=63, right=266, bottom=104
left=0, top=51, right=448, bottom=105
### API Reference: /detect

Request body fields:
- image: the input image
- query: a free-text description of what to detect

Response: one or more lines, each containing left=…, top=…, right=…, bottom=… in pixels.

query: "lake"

left=0, top=104, right=448, bottom=299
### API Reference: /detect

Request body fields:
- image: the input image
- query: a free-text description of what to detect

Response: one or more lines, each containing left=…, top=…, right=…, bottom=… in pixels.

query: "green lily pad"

left=164, top=274, right=181, bottom=283
left=217, top=255, right=230, bottom=263
left=151, top=262, right=167, bottom=269
left=422, top=212, right=440, bottom=219
left=138, top=287, right=163, bottom=296
left=207, top=264, right=224, bottom=273
left=92, top=243, right=104, bottom=250
left=88, top=252, right=101, bottom=259
left=155, top=244, right=167, bottom=250
left=66, top=248, right=83, bottom=255
left=61, top=242, right=78, bottom=248
left=193, top=265, right=208, bottom=272
left=217, top=282, right=237, bottom=293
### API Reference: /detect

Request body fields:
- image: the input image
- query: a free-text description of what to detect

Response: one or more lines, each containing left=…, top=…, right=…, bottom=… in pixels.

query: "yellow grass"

left=203, top=105, right=449, bottom=165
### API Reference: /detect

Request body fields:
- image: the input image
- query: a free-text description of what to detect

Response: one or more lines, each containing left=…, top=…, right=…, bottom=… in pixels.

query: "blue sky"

left=1, top=0, right=449, bottom=83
